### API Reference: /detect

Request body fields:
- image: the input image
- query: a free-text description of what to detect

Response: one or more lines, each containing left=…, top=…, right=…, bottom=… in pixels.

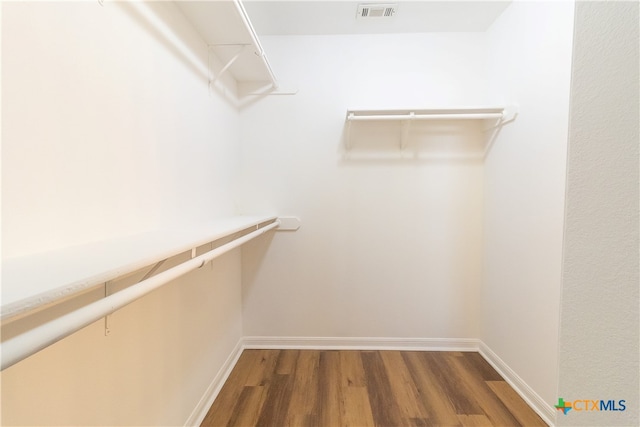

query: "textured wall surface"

left=557, top=2, right=639, bottom=426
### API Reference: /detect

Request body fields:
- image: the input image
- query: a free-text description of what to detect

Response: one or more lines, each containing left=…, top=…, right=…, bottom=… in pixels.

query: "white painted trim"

left=478, top=341, right=556, bottom=427
left=184, top=339, right=245, bottom=427
left=242, top=336, right=479, bottom=352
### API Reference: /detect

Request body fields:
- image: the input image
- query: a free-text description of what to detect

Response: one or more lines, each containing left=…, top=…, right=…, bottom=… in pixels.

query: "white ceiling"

left=243, top=1, right=512, bottom=35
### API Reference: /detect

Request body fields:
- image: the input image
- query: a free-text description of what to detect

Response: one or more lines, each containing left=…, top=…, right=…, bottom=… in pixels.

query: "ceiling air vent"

left=357, top=3, right=397, bottom=19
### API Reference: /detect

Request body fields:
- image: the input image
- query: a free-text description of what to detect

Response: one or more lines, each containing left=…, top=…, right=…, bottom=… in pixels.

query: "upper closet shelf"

left=345, top=106, right=518, bottom=150
left=1, top=215, right=277, bottom=322
left=176, top=0, right=277, bottom=89
left=346, top=107, right=516, bottom=122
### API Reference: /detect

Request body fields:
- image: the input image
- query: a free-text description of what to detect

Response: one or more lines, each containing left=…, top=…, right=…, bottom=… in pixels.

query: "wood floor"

left=201, top=350, right=547, bottom=427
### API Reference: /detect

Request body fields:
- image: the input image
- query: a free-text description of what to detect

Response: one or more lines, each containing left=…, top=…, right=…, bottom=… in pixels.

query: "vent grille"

left=357, top=3, right=397, bottom=19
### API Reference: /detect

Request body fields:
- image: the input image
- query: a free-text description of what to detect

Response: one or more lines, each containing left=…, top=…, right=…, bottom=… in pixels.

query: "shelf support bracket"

left=209, top=44, right=246, bottom=86
left=400, top=112, right=414, bottom=150
left=502, top=104, right=519, bottom=122
left=346, top=113, right=354, bottom=150
left=104, top=281, right=112, bottom=336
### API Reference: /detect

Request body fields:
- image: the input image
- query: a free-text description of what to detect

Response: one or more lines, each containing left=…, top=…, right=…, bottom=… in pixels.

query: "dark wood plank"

left=402, top=351, right=463, bottom=426
left=423, top=352, right=485, bottom=416
left=316, top=351, right=344, bottom=427
left=449, top=355, right=523, bottom=427
left=339, top=350, right=376, bottom=426
left=255, top=373, right=293, bottom=427
left=339, top=350, right=367, bottom=387
left=361, top=351, right=405, bottom=427
left=285, top=349, right=320, bottom=426
left=245, top=349, right=280, bottom=386
left=458, top=414, right=493, bottom=426
left=408, top=417, right=431, bottom=427
left=463, top=352, right=504, bottom=381
left=226, top=386, right=266, bottom=427
left=486, top=381, right=547, bottom=427
left=275, top=349, right=299, bottom=375
left=379, top=351, right=430, bottom=424
left=341, top=385, right=376, bottom=426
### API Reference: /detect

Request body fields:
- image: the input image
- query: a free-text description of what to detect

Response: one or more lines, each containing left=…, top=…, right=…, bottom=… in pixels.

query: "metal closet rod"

left=0, top=220, right=280, bottom=371
left=233, top=0, right=278, bottom=88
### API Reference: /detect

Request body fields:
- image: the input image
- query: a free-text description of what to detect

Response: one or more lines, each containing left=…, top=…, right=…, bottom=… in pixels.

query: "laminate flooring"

left=201, top=350, right=548, bottom=427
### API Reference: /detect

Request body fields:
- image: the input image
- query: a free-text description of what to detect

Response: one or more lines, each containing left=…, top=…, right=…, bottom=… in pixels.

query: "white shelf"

left=346, top=107, right=510, bottom=121
left=345, top=106, right=517, bottom=149
left=1, top=215, right=277, bottom=321
left=176, top=0, right=277, bottom=88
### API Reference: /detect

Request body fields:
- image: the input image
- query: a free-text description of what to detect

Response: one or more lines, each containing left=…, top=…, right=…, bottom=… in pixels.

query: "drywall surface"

left=0, top=253, right=243, bottom=426
left=1, top=2, right=243, bottom=425
left=481, top=0, right=574, bottom=410
left=557, top=2, right=639, bottom=426
left=240, top=33, right=487, bottom=339
left=1, top=2, right=239, bottom=259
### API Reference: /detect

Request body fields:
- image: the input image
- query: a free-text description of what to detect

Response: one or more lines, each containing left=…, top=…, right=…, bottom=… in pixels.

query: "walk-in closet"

left=1, top=1, right=638, bottom=426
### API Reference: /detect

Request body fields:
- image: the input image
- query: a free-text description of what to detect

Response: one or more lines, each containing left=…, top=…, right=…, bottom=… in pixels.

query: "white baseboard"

left=478, top=341, right=556, bottom=427
left=242, top=336, right=479, bottom=352
left=184, top=339, right=245, bottom=427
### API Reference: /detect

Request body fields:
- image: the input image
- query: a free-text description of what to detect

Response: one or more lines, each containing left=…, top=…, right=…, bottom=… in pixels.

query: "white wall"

left=239, top=33, right=488, bottom=339
left=481, top=0, right=574, bottom=412
left=1, top=255, right=243, bottom=426
left=1, top=2, right=243, bottom=425
left=558, top=2, right=639, bottom=425
left=1, top=1, right=239, bottom=259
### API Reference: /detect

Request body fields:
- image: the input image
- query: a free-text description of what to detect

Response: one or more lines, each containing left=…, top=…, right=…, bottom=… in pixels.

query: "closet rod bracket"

left=276, top=217, right=301, bottom=231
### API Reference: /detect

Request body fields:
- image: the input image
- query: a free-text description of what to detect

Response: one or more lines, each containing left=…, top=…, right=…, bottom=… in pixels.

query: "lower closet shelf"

left=1, top=215, right=283, bottom=371
left=1, top=215, right=277, bottom=322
